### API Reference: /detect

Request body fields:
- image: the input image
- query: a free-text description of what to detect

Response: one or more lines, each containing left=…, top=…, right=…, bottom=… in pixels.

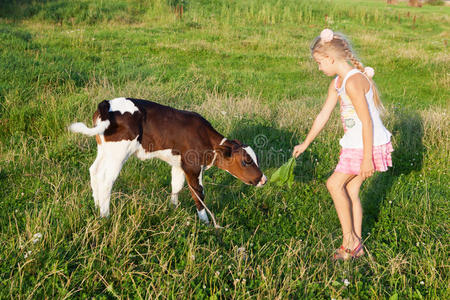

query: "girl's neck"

left=335, top=62, right=354, bottom=79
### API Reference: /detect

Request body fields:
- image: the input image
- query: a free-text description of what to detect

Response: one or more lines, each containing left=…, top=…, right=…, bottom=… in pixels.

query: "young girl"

left=292, top=29, right=393, bottom=260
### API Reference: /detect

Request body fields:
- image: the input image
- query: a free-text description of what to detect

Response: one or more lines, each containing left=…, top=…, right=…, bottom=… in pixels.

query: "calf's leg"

left=89, top=145, right=104, bottom=208
left=185, top=168, right=209, bottom=224
left=95, top=140, right=134, bottom=217
left=170, top=166, right=185, bottom=207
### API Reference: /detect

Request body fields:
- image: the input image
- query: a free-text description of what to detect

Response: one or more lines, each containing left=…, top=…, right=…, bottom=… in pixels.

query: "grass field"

left=0, top=0, right=449, bottom=298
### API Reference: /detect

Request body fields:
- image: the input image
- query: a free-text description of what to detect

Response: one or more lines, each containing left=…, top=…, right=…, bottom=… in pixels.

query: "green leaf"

left=270, top=157, right=296, bottom=187
left=389, top=293, right=398, bottom=300
left=332, top=280, right=341, bottom=287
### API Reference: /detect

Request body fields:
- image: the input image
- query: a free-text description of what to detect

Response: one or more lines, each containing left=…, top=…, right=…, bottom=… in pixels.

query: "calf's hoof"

left=99, top=209, right=110, bottom=218
left=170, top=194, right=180, bottom=207
left=197, top=209, right=210, bottom=224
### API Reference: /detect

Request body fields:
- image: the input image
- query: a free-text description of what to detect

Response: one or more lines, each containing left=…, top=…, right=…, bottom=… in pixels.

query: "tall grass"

left=0, top=0, right=449, bottom=298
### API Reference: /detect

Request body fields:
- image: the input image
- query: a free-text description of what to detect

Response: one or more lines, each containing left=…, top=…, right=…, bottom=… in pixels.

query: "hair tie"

left=364, top=66, right=375, bottom=78
left=320, top=28, right=334, bottom=43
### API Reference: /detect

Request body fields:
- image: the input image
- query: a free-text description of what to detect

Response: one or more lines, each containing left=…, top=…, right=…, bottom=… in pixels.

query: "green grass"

left=0, top=0, right=449, bottom=298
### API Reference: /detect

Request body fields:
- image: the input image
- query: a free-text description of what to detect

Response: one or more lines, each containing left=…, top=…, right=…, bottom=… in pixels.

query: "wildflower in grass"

left=24, top=250, right=32, bottom=258
left=420, top=281, right=424, bottom=285
left=215, top=271, right=220, bottom=277
left=203, top=285, right=206, bottom=289
left=389, top=200, right=392, bottom=204
left=343, top=279, right=350, bottom=286
left=32, top=233, right=42, bottom=244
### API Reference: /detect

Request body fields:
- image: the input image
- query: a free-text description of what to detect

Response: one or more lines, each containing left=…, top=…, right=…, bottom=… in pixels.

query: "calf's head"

left=215, top=140, right=267, bottom=187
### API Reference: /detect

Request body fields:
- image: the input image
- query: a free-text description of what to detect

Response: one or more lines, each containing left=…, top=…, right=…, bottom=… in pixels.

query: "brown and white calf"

left=69, top=97, right=267, bottom=225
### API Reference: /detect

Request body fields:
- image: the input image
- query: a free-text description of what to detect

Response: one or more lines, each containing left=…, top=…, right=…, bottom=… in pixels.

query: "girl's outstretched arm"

left=293, top=79, right=339, bottom=158
left=346, top=75, right=374, bottom=179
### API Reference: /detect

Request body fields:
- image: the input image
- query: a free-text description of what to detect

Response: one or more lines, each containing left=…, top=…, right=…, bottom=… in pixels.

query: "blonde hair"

left=310, top=31, right=385, bottom=113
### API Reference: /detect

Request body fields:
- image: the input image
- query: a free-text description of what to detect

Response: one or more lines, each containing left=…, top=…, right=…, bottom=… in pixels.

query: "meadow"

left=0, top=0, right=448, bottom=298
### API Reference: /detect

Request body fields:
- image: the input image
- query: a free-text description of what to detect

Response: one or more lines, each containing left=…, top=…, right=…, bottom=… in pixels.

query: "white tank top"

left=335, top=69, right=391, bottom=149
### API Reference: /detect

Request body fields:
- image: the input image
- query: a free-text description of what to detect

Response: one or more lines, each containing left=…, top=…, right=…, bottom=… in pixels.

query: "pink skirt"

left=335, top=142, right=393, bottom=175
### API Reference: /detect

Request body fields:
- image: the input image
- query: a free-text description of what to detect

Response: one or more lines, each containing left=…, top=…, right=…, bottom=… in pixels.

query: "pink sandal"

left=333, top=242, right=364, bottom=260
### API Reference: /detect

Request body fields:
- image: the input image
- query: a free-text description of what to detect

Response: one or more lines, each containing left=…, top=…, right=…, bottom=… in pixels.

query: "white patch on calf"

left=198, top=166, right=204, bottom=188
left=243, top=146, right=258, bottom=166
left=69, top=118, right=110, bottom=136
left=135, top=147, right=182, bottom=167
left=109, top=97, right=139, bottom=115
left=170, top=166, right=185, bottom=207
left=257, top=174, right=267, bottom=187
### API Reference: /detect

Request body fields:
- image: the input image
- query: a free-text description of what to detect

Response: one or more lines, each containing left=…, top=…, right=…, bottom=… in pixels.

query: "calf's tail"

left=68, top=100, right=111, bottom=136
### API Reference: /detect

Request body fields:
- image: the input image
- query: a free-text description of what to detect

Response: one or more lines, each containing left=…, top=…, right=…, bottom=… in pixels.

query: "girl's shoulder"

left=345, top=72, right=370, bottom=93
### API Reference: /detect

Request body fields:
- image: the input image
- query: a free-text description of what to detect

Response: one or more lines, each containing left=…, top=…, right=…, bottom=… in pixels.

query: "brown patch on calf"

left=103, top=111, right=142, bottom=142
left=95, top=134, right=102, bottom=144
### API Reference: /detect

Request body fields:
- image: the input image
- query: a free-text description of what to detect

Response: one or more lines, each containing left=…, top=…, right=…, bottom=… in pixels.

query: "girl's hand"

left=360, top=158, right=375, bottom=179
left=292, top=143, right=308, bottom=158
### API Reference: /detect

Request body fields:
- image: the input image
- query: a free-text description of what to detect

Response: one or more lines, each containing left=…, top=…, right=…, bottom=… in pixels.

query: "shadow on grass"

left=0, top=0, right=144, bottom=24
left=196, top=120, right=296, bottom=226
left=227, top=119, right=318, bottom=183
left=199, top=120, right=321, bottom=234
left=0, top=0, right=55, bottom=20
left=362, top=110, right=425, bottom=237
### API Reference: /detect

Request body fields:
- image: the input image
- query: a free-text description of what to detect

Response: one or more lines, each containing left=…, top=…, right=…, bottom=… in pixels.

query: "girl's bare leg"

left=326, top=172, right=360, bottom=252
left=345, top=175, right=365, bottom=239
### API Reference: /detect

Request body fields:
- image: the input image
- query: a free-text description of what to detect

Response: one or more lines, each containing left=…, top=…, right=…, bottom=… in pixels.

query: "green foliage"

left=0, top=0, right=448, bottom=298
left=270, top=157, right=296, bottom=188
left=425, top=0, right=444, bottom=6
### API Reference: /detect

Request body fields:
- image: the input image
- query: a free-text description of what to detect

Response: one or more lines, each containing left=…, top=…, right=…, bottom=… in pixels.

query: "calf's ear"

left=215, top=145, right=232, bottom=158
left=231, top=139, right=243, bottom=146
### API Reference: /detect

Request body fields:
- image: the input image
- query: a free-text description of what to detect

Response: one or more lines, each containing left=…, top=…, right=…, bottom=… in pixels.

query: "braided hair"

left=310, top=30, right=384, bottom=113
